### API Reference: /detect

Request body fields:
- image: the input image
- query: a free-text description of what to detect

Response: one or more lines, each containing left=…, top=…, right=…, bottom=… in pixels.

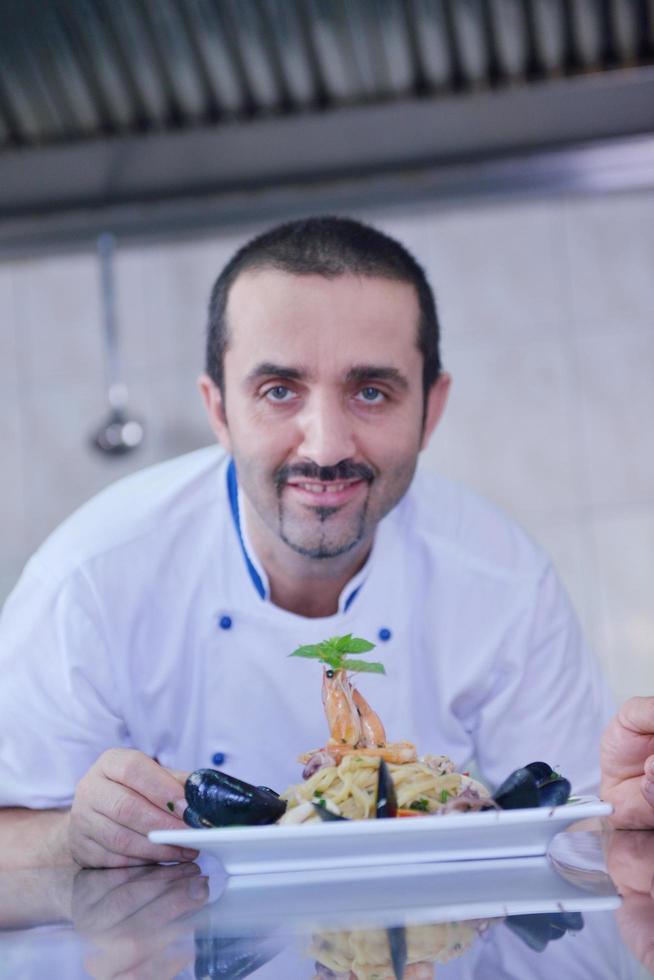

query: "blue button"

left=212, top=751, right=226, bottom=766
left=378, top=627, right=392, bottom=641
left=218, top=615, right=232, bottom=630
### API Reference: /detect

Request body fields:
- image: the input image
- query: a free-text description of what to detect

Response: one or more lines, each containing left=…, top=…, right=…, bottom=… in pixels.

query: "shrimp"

left=322, top=668, right=387, bottom=748
left=301, top=667, right=417, bottom=767
left=322, top=668, right=362, bottom=746
left=352, top=687, right=386, bottom=748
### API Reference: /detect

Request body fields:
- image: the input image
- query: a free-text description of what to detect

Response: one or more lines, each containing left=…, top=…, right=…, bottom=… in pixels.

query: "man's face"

left=200, top=270, right=449, bottom=563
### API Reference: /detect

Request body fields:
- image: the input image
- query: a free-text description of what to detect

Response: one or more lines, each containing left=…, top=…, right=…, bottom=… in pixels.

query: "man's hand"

left=601, top=697, right=654, bottom=829
left=605, top=831, right=654, bottom=973
left=68, top=749, right=199, bottom=868
left=72, top=863, right=208, bottom=979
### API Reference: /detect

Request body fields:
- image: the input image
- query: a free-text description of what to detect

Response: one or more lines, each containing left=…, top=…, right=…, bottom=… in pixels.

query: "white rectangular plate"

left=150, top=798, right=612, bottom=875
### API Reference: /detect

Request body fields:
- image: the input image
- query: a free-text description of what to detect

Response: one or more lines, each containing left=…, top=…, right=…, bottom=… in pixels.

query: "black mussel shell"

left=524, top=761, right=554, bottom=785
left=185, top=769, right=287, bottom=828
left=538, top=776, right=571, bottom=807
left=552, top=911, right=584, bottom=932
left=387, top=925, right=407, bottom=980
left=495, top=763, right=572, bottom=810
left=493, top=768, right=540, bottom=810
left=184, top=806, right=214, bottom=829
left=194, top=933, right=282, bottom=979
left=376, top=759, right=398, bottom=819
left=505, top=911, right=584, bottom=952
left=311, top=803, right=349, bottom=821
left=504, top=914, right=554, bottom=952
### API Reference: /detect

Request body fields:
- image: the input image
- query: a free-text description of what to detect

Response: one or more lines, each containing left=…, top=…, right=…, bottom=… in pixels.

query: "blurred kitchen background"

left=0, top=0, right=653, bottom=707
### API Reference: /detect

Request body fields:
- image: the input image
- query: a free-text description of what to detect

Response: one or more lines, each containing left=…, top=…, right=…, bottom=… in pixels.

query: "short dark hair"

left=206, top=215, right=442, bottom=400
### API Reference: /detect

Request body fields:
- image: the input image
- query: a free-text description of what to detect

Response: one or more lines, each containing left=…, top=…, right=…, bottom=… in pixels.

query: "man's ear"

left=420, top=372, right=451, bottom=450
left=198, top=374, right=232, bottom=454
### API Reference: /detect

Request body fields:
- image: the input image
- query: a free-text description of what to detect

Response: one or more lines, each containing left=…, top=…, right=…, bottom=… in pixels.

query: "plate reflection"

left=3, top=832, right=652, bottom=980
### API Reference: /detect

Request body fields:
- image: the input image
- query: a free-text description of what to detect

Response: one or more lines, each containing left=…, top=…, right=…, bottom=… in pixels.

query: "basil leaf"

left=290, top=635, right=383, bottom=673
left=342, top=637, right=376, bottom=653
left=340, top=658, right=386, bottom=674
left=289, top=645, right=325, bottom=660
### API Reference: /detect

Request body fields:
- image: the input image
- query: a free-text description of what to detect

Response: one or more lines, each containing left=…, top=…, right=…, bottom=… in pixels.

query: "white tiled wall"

left=1, top=190, right=652, bottom=704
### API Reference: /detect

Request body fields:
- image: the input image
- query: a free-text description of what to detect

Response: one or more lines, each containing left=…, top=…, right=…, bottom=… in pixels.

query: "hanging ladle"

left=92, top=233, right=144, bottom=455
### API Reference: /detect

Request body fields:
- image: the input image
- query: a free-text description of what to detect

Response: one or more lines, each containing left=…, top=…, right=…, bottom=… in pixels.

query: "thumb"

left=618, top=697, right=654, bottom=735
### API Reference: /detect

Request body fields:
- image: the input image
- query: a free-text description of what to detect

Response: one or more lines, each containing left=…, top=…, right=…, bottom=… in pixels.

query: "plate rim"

left=150, top=798, right=612, bottom=846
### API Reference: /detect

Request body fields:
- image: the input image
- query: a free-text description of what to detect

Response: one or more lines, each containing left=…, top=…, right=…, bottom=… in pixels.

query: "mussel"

left=376, top=758, right=398, bottom=818
left=311, top=758, right=397, bottom=822
left=493, top=761, right=571, bottom=810
left=387, top=925, right=407, bottom=979
left=194, top=932, right=284, bottom=979
left=505, top=911, right=583, bottom=951
left=311, top=803, right=349, bottom=822
left=184, top=769, right=287, bottom=828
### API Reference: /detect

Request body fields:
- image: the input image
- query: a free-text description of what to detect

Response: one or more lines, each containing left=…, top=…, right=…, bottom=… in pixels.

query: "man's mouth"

left=275, top=462, right=375, bottom=511
left=285, top=479, right=367, bottom=506
left=291, top=481, right=359, bottom=494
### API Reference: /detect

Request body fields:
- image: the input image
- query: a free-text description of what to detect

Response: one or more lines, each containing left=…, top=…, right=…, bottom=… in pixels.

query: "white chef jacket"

left=0, top=447, right=613, bottom=807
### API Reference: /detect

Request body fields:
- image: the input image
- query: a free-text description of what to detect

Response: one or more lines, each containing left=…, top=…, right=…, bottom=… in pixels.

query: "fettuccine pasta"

left=280, top=753, right=487, bottom=822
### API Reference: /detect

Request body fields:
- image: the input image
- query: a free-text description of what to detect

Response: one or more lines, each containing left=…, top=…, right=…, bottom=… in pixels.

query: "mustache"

left=275, top=460, right=375, bottom=486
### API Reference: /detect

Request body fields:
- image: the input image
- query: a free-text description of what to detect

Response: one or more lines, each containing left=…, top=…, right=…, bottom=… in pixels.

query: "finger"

left=83, top=882, right=204, bottom=978
left=73, top=866, right=163, bottom=927
left=616, top=895, right=654, bottom=973
left=606, top=830, right=654, bottom=894
left=618, top=698, right=654, bottom=737
left=96, top=875, right=209, bottom=948
left=85, top=811, right=198, bottom=866
left=74, top=864, right=201, bottom=933
left=92, top=781, right=191, bottom=839
left=641, top=773, right=654, bottom=812
left=100, top=750, right=188, bottom=818
left=72, top=832, right=169, bottom=871
left=601, top=709, right=654, bottom=785
left=72, top=790, right=199, bottom=868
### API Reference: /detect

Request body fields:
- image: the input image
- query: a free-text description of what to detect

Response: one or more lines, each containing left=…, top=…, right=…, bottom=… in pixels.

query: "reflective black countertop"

left=1, top=831, right=653, bottom=979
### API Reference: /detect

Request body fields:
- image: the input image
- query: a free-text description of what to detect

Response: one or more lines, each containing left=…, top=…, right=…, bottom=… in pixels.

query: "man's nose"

left=296, top=394, right=357, bottom=467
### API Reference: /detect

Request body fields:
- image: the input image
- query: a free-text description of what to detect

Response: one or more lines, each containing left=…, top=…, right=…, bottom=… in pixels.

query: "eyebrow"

left=245, top=362, right=410, bottom=390
left=245, top=362, right=307, bottom=384
left=346, top=366, right=410, bottom=391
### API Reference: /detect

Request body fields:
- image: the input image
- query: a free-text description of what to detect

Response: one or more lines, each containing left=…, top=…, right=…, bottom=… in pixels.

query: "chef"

left=0, top=216, right=613, bottom=868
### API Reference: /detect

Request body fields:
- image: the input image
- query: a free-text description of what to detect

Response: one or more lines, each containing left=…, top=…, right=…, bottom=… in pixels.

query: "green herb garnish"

left=166, top=801, right=175, bottom=813
left=290, top=634, right=385, bottom=674
left=439, top=789, right=450, bottom=804
left=409, top=798, right=430, bottom=812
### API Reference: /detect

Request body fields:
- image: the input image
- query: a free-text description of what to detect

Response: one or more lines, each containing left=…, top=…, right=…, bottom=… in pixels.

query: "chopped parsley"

left=409, top=798, right=430, bottom=812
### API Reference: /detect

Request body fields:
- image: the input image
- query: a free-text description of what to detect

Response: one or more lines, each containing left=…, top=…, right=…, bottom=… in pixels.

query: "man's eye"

left=357, top=387, right=384, bottom=403
left=264, top=385, right=294, bottom=402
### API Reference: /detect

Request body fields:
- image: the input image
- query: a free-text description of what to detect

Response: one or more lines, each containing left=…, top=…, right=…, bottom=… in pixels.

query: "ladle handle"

left=97, top=233, right=127, bottom=413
